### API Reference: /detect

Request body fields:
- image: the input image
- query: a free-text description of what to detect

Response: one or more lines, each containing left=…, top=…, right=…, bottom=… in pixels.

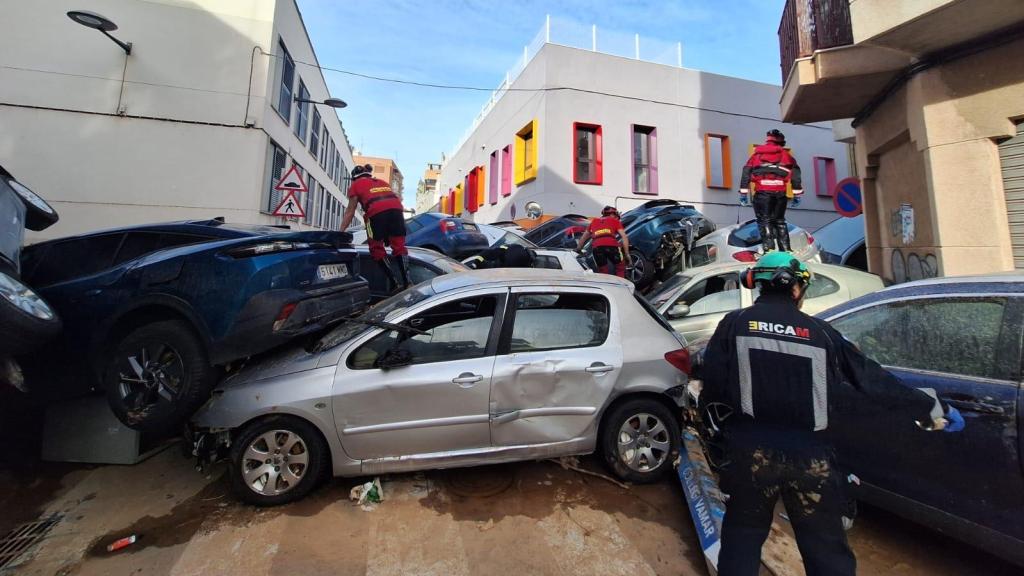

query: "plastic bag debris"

left=349, top=477, right=384, bottom=505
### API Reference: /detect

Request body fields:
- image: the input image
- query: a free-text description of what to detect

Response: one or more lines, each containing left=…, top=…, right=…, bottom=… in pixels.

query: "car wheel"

left=0, top=271, right=61, bottom=356
left=103, top=319, right=214, bottom=433
left=629, top=250, right=655, bottom=288
left=228, top=416, right=328, bottom=506
left=6, top=178, right=59, bottom=231
left=601, top=398, right=680, bottom=483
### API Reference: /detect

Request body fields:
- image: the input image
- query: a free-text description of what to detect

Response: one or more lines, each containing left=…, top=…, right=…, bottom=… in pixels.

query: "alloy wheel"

left=0, top=273, right=54, bottom=320
left=629, top=253, right=644, bottom=283
left=117, top=343, right=184, bottom=411
left=617, top=412, right=671, bottom=472
left=240, top=430, right=309, bottom=496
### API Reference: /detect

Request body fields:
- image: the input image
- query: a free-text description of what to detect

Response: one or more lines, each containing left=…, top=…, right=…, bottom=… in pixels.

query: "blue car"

left=819, top=274, right=1024, bottom=565
left=404, top=213, right=489, bottom=259
left=20, top=219, right=368, bottom=432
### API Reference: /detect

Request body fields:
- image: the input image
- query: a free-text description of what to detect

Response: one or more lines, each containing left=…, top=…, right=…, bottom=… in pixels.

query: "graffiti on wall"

left=891, top=249, right=939, bottom=284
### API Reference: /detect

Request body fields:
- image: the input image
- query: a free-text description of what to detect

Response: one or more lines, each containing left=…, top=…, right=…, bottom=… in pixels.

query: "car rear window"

left=728, top=222, right=797, bottom=248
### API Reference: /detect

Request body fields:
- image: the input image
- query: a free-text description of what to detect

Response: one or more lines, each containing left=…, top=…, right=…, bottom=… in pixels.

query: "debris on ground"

left=349, top=477, right=384, bottom=507
left=106, top=534, right=137, bottom=552
left=547, top=457, right=631, bottom=490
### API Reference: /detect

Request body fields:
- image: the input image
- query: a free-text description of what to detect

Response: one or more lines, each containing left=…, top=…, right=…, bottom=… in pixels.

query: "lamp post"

left=294, top=97, right=347, bottom=109
left=67, top=10, right=132, bottom=55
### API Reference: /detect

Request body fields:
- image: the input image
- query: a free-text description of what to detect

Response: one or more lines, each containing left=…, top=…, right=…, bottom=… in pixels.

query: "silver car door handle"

left=585, top=363, right=615, bottom=373
left=452, top=373, right=484, bottom=385
left=492, top=410, right=520, bottom=424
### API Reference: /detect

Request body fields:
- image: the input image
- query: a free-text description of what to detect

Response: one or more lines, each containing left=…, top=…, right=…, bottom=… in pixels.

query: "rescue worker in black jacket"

left=700, top=251, right=964, bottom=576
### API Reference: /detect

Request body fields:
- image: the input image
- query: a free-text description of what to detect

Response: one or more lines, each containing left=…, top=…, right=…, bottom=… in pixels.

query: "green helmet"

left=751, top=251, right=812, bottom=287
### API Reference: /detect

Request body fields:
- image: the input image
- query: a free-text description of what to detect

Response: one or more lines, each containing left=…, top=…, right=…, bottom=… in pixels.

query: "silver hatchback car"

left=192, top=269, right=690, bottom=505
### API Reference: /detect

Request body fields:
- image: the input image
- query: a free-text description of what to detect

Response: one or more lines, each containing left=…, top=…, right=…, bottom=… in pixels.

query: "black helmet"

left=767, top=129, right=786, bottom=144
left=601, top=205, right=619, bottom=217
left=352, top=164, right=374, bottom=179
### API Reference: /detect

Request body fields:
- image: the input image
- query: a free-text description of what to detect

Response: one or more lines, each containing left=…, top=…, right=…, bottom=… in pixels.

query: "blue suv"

left=20, top=219, right=368, bottom=432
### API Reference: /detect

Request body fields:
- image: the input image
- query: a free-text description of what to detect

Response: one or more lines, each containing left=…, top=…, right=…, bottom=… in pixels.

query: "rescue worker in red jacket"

left=340, top=164, right=410, bottom=290
left=739, top=129, right=803, bottom=252
left=577, top=206, right=631, bottom=278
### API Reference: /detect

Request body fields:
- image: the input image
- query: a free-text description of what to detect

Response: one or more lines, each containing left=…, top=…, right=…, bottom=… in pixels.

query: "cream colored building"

left=0, top=0, right=355, bottom=242
left=779, top=0, right=1024, bottom=281
left=415, top=162, right=442, bottom=213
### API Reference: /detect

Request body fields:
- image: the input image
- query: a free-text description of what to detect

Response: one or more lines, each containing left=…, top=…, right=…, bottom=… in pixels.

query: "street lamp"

left=294, top=97, right=347, bottom=109
left=67, top=10, right=132, bottom=55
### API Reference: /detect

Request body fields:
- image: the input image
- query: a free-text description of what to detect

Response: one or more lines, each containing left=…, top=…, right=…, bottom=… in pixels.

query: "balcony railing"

left=778, top=0, right=854, bottom=83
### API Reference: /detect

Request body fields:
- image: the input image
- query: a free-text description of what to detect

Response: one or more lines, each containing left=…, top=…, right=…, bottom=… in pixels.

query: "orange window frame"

left=704, top=133, right=732, bottom=189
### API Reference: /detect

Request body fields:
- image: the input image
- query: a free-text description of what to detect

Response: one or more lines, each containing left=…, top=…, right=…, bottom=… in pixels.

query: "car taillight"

left=440, top=220, right=457, bottom=234
left=272, top=302, right=298, bottom=332
left=806, top=233, right=815, bottom=244
left=732, top=250, right=757, bottom=262
left=664, top=349, right=692, bottom=376
left=226, top=241, right=331, bottom=258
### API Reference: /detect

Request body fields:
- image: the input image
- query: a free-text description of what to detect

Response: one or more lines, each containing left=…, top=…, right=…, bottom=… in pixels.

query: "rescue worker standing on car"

left=340, top=164, right=410, bottom=290
left=577, top=206, right=630, bottom=278
left=739, top=130, right=802, bottom=252
left=700, top=251, right=964, bottom=576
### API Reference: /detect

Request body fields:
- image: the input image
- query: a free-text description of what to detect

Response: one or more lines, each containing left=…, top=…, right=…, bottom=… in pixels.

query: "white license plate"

left=317, top=263, right=348, bottom=281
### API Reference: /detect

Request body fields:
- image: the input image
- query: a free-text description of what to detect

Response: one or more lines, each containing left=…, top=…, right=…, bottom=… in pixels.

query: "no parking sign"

left=833, top=177, right=862, bottom=217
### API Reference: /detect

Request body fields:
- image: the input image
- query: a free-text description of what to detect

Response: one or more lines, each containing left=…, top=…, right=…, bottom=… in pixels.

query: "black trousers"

left=717, top=429, right=856, bottom=576
left=752, top=193, right=790, bottom=252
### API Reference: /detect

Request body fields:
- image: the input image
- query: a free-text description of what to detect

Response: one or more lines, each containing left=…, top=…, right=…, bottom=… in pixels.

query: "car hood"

left=217, top=343, right=324, bottom=389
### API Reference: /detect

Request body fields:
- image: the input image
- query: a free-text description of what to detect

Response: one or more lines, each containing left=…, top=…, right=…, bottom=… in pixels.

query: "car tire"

left=6, top=178, right=59, bottom=231
left=103, top=319, right=214, bottom=433
left=0, top=270, right=61, bottom=356
left=228, top=415, right=329, bottom=506
left=601, top=398, right=680, bottom=484
left=629, top=250, right=655, bottom=289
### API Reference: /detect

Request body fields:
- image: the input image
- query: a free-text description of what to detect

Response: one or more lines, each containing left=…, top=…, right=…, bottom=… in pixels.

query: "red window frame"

left=572, top=122, right=603, bottom=185
left=813, top=156, right=837, bottom=197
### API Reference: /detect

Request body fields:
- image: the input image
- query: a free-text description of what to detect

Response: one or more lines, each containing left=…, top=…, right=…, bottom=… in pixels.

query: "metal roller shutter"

left=1000, top=123, right=1024, bottom=269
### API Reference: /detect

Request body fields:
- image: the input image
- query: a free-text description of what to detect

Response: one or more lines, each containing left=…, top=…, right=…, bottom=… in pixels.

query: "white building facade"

left=0, top=0, right=354, bottom=242
left=439, top=42, right=853, bottom=231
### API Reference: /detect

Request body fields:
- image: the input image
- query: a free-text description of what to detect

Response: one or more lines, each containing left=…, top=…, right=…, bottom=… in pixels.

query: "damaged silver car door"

left=490, top=287, right=622, bottom=447
left=332, top=288, right=507, bottom=460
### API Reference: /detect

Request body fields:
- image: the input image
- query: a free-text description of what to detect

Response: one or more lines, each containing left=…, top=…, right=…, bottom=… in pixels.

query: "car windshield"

left=314, top=285, right=435, bottom=350
left=431, top=256, right=470, bottom=274
left=494, top=230, right=537, bottom=248
left=812, top=215, right=864, bottom=255
left=646, top=274, right=692, bottom=308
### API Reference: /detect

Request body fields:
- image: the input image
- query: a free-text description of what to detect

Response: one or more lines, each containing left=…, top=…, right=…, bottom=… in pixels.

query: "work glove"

left=790, top=196, right=802, bottom=208
left=943, top=406, right=965, bottom=433
left=738, top=192, right=750, bottom=207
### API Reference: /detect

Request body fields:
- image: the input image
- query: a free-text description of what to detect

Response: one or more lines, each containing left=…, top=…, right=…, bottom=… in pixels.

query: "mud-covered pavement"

left=0, top=446, right=1019, bottom=576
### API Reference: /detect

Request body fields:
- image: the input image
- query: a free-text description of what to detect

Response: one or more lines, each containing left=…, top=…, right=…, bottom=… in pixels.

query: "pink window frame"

left=489, top=151, right=499, bottom=204
left=631, top=125, right=658, bottom=195
left=813, top=156, right=837, bottom=197
left=500, top=145, right=512, bottom=197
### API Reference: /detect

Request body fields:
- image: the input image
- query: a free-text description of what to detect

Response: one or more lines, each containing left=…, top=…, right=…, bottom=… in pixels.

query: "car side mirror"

left=375, top=348, right=413, bottom=370
left=667, top=303, right=690, bottom=319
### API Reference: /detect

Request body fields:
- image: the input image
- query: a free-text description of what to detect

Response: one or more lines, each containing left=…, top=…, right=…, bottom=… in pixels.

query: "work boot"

left=774, top=224, right=791, bottom=252
left=377, top=257, right=401, bottom=292
left=757, top=223, right=776, bottom=252
left=398, top=255, right=412, bottom=289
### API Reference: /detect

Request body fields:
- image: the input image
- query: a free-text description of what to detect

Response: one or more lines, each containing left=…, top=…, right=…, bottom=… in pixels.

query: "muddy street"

left=0, top=445, right=1017, bottom=576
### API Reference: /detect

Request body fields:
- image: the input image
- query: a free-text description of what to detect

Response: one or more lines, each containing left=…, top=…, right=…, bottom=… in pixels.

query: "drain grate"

left=0, top=515, right=61, bottom=570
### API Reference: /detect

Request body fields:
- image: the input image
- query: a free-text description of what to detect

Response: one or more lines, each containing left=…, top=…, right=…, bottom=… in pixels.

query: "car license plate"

left=317, top=263, right=348, bottom=281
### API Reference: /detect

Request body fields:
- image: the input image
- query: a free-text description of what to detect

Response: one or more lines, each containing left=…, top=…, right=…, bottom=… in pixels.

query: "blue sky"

left=297, top=0, right=787, bottom=206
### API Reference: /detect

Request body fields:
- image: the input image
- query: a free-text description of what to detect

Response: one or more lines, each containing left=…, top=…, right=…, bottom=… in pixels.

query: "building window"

left=273, top=40, right=295, bottom=125
left=309, top=110, right=321, bottom=158
left=489, top=151, right=499, bottom=204
left=327, top=139, right=335, bottom=180
left=515, top=119, right=538, bottom=185
left=334, top=151, right=342, bottom=186
left=454, top=184, right=463, bottom=216
left=304, top=175, right=316, bottom=224
left=265, top=141, right=288, bottom=212
left=704, top=134, right=732, bottom=189
left=814, top=156, right=837, bottom=196
left=632, top=125, right=658, bottom=195
left=573, top=123, right=602, bottom=185
left=319, top=125, right=328, bottom=169
left=294, top=81, right=309, bottom=143
left=501, top=145, right=512, bottom=197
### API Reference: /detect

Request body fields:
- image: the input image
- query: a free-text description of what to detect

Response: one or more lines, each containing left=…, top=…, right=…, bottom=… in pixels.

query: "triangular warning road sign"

left=275, top=165, right=308, bottom=193
left=272, top=190, right=305, bottom=218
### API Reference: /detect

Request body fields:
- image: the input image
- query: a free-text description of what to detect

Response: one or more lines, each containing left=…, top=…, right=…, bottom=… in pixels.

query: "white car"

left=688, top=219, right=820, bottom=268
left=474, top=223, right=588, bottom=272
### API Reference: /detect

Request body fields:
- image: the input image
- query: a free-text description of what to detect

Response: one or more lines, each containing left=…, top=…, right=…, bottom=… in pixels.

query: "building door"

left=1000, top=122, right=1024, bottom=269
